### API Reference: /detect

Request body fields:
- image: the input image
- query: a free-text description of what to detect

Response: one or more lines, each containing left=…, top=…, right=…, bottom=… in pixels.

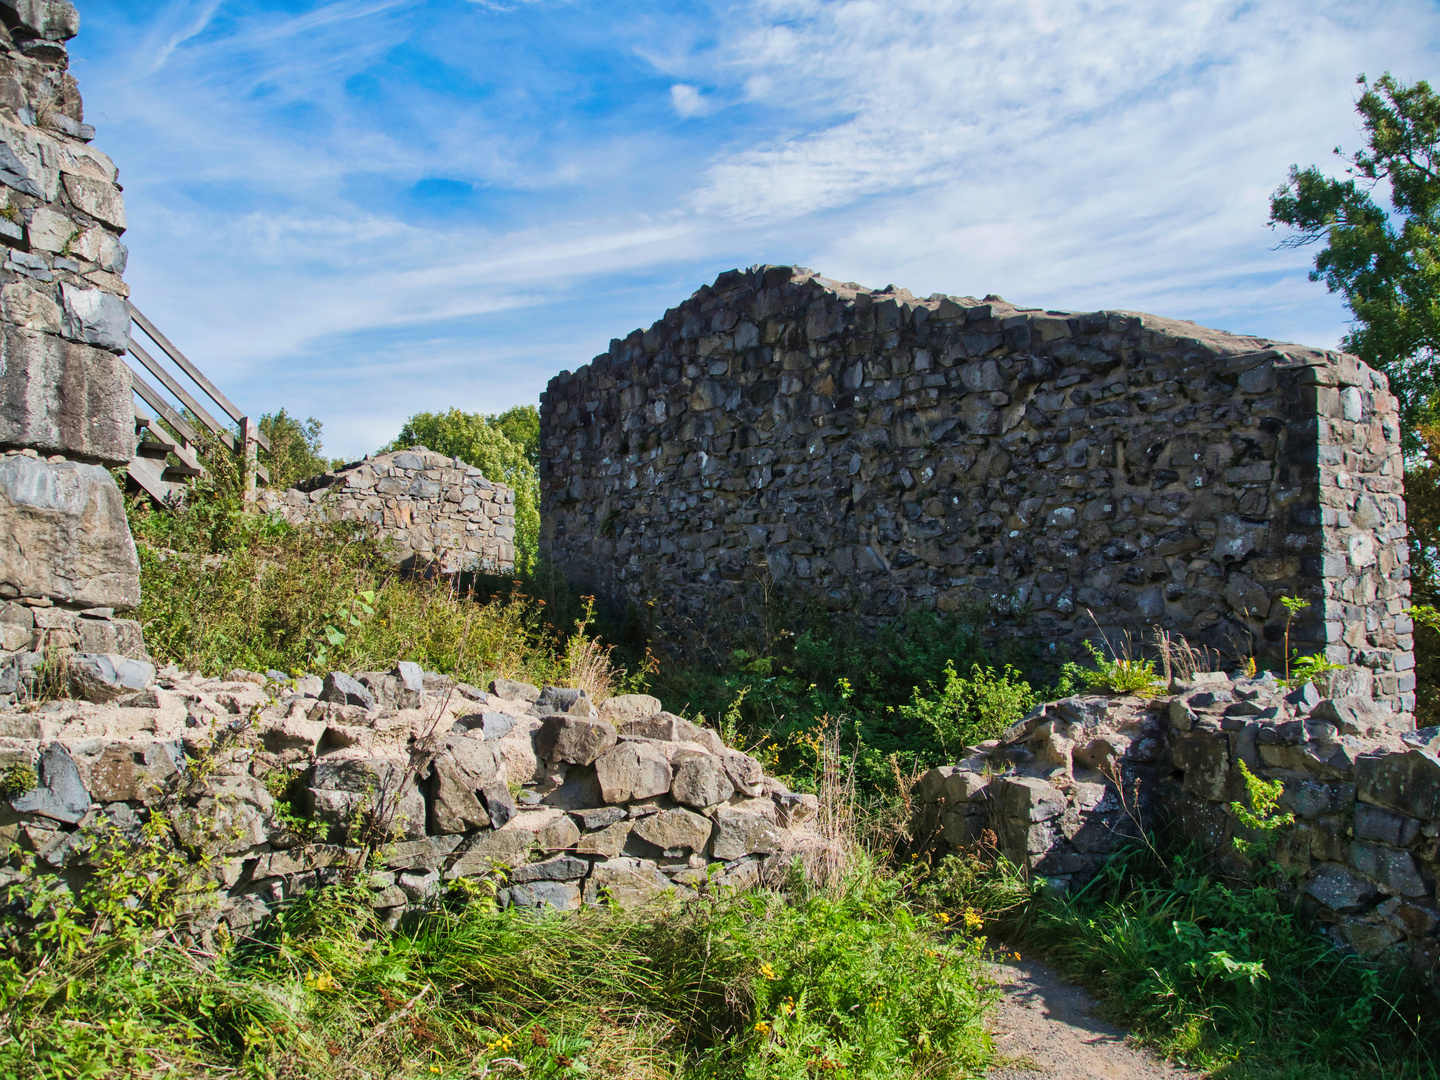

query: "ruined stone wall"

left=913, top=677, right=1440, bottom=983
left=258, top=447, right=517, bottom=575
left=540, top=266, right=1412, bottom=715
left=0, top=2, right=147, bottom=689
left=0, top=665, right=821, bottom=929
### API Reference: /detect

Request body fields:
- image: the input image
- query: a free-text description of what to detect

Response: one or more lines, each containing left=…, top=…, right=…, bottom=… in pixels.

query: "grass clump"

left=990, top=844, right=1440, bottom=1079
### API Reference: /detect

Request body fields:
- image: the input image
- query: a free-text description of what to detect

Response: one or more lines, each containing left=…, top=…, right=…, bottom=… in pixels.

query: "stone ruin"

left=540, top=266, right=1412, bottom=716
left=0, top=663, right=822, bottom=926
left=913, top=674, right=1440, bottom=983
left=0, top=0, right=149, bottom=698
left=259, top=447, right=518, bottom=575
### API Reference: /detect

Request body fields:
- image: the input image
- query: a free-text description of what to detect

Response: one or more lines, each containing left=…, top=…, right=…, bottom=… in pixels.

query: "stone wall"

left=540, top=266, right=1412, bottom=715
left=0, top=2, right=147, bottom=686
left=912, top=675, right=1440, bottom=982
left=258, top=447, right=517, bottom=575
left=0, top=664, right=822, bottom=930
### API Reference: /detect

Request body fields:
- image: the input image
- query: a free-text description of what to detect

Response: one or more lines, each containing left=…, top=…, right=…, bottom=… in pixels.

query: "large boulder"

left=535, top=714, right=616, bottom=766
left=594, top=740, right=673, bottom=802
left=0, top=329, right=134, bottom=466
left=0, top=454, right=139, bottom=608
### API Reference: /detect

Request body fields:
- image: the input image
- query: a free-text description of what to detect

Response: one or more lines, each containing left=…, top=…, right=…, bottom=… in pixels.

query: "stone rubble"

left=0, top=663, right=823, bottom=931
left=258, top=446, right=517, bottom=575
left=913, top=670, right=1440, bottom=982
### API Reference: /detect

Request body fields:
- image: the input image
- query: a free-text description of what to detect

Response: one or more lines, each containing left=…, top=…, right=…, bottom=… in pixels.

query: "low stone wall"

left=259, top=447, right=516, bottom=575
left=540, top=266, right=1411, bottom=715
left=0, top=663, right=821, bottom=933
left=913, top=672, right=1440, bottom=981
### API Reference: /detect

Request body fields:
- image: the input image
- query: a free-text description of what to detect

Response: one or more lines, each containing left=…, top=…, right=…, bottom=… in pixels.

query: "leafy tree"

left=385, top=407, right=540, bottom=571
left=258, top=409, right=329, bottom=489
left=1269, top=73, right=1440, bottom=435
left=1270, top=73, right=1440, bottom=722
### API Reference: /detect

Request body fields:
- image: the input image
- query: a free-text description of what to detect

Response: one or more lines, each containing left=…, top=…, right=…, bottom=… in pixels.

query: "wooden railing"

left=125, top=300, right=271, bottom=504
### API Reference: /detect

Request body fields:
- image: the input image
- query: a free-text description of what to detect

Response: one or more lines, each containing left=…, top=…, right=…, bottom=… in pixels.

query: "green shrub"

left=893, top=660, right=1038, bottom=758
left=1076, top=639, right=1166, bottom=696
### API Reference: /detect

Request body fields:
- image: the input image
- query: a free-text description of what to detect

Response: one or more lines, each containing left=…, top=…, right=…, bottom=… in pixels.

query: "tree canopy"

left=1269, top=73, right=1440, bottom=434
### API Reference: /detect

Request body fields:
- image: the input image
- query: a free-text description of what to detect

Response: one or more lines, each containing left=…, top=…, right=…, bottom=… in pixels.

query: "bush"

left=893, top=660, right=1038, bottom=759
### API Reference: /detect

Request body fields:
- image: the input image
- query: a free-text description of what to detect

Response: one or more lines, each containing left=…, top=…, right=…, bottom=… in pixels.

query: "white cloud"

left=75, top=0, right=1440, bottom=458
left=669, top=83, right=710, bottom=118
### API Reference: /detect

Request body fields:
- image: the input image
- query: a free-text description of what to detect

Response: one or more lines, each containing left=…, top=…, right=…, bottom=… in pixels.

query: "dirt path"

left=986, top=953, right=1192, bottom=1079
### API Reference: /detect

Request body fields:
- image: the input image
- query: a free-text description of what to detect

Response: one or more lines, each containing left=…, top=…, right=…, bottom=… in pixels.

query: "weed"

left=0, top=762, right=35, bottom=797
left=1078, top=639, right=1166, bottom=696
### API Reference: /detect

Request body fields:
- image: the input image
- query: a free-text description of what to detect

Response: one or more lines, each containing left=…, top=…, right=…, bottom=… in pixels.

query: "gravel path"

left=986, top=952, right=1192, bottom=1079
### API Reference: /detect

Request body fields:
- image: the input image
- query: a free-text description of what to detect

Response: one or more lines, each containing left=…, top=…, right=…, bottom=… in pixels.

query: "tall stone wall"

left=0, top=2, right=147, bottom=689
left=540, top=266, right=1412, bottom=715
left=259, top=447, right=517, bottom=575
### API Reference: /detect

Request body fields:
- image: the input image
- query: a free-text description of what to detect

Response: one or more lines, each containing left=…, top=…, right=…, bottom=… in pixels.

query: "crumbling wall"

left=258, top=447, right=517, bottom=574
left=0, top=1, right=148, bottom=693
left=540, top=266, right=1411, bottom=715
left=912, top=676, right=1440, bottom=982
left=0, top=665, right=821, bottom=929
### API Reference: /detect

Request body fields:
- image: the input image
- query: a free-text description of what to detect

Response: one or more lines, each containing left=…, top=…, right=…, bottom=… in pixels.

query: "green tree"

left=385, top=407, right=540, bottom=571
left=258, top=409, right=329, bottom=489
left=1269, top=73, right=1440, bottom=435
left=1270, top=72, right=1440, bottom=723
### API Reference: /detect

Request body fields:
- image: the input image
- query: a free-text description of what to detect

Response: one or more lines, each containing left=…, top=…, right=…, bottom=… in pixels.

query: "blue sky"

left=75, top=0, right=1440, bottom=460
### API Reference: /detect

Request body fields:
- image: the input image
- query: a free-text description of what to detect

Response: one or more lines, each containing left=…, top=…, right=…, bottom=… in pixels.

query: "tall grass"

left=1001, top=845, right=1440, bottom=1080
left=2, top=854, right=997, bottom=1080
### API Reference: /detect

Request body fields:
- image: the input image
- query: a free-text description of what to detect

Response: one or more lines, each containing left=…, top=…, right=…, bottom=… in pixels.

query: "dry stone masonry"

left=541, top=266, right=1411, bottom=715
left=0, top=1, right=148, bottom=688
left=258, top=447, right=517, bottom=575
left=913, top=675, right=1440, bottom=982
left=0, top=664, right=821, bottom=929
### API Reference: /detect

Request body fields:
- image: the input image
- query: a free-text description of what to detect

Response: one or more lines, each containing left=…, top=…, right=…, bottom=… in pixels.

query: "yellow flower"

left=754, top=1020, right=772, bottom=1035
left=759, top=962, right=778, bottom=980
left=1013, top=952, right=1022, bottom=961
left=305, top=971, right=340, bottom=992
left=430, top=1069, right=441, bottom=1075
left=935, top=912, right=951, bottom=924
left=782, top=996, right=796, bottom=1016
left=963, top=911, right=984, bottom=930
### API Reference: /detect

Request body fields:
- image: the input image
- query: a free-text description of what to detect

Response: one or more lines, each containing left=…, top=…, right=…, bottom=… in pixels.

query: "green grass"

left=1, top=856, right=997, bottom=1080
left=985, top=845, right=1440, bottom=1080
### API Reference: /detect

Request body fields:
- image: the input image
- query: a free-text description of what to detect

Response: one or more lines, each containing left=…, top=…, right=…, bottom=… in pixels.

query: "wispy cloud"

left=71, top=0, right=1440, bottom=458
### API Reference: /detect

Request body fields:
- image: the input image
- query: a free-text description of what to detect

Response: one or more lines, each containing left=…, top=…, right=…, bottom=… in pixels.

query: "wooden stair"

left=124, top=302, right=271, bottom=506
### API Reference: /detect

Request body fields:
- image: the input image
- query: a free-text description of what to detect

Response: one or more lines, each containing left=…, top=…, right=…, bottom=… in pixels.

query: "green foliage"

left=0, top=847, right=996, bottom=1079
left=125, top=477, right=628, bottom=691
left=1286, top=652, right=1344, bottom=691
left=1229, top=761, right=1295, bottom=865
left=1012, top=844, right=1440, bottom=1078
left=258, top=408, right=330, bottom=489
left=894, top=661, right=1038, bottom=758
left=1076, top=639, right=1166, bottom=696
left=386, top=406, right=540, bottom=571
left=1270, top=73, right=1440, bottom=437
left=0, top=762, right=36, bottom=797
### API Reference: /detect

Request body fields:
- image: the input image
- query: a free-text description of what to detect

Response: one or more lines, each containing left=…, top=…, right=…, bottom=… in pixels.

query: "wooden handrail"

left=127, top=301, right=272, bottom=452
left=128, top=362, right=268, bottom=483
left=128, top=337, right=236, bottom=452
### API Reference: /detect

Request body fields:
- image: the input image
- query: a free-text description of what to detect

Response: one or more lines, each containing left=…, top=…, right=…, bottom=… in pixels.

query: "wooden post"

left=239, top=415, right=258, bottom=505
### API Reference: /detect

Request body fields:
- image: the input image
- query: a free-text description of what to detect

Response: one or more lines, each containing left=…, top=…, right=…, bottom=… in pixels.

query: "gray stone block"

left=0, top=455, right=139, bottom=606
left=67, top=652, right=153, bottom=702
left=320, top=671, right=375, bottom=709
left=0, top=327, right=134, bottom=463
left=10, top=740, right=88, bottom=823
